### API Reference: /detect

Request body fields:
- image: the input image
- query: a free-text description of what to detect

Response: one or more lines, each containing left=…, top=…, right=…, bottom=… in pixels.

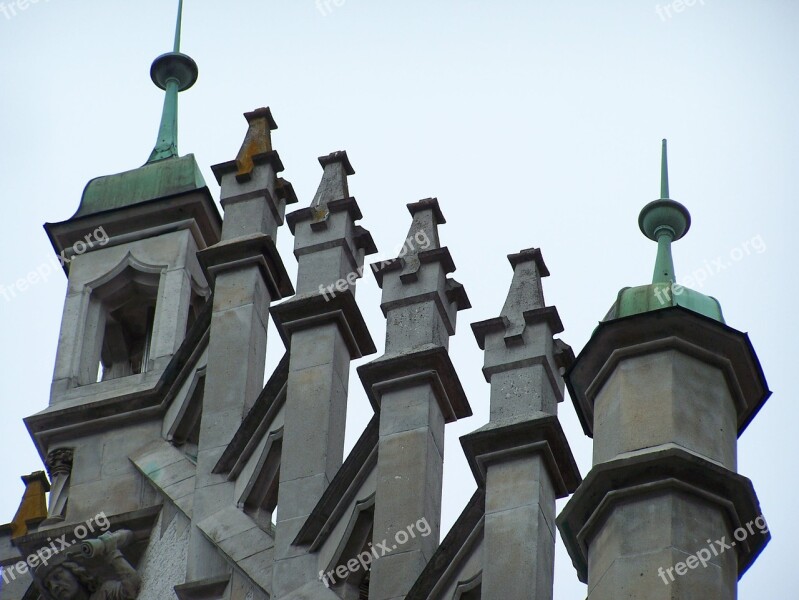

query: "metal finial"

left=146, top=0, right=199, bottom=164
left=174, top=0, right=183, bottom=53
left=660, top=138, right=669, bottom=199
left=639, top=139, right=691, bottom=284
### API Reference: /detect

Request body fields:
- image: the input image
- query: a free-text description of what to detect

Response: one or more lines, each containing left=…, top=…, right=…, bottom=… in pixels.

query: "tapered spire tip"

left=147, top=0, right=198, bottom=164
left=639, top=139, right=691, bottom=283
left=660, top=138, right=670, bottom=199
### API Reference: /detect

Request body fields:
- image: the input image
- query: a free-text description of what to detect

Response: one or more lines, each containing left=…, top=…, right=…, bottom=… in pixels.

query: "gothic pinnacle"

left=500, top=249, right=549, bottom=322
left=311, top=151, right=354, bottom=209
left=404, top=198, right=443, bottom=253
left=234, top=107, right=278, bottom=180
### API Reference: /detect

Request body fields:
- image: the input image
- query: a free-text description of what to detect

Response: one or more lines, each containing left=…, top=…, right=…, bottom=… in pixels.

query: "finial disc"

left=638, top=199, right=691, bottom=241
left=150, top=52, right=199, bottom=92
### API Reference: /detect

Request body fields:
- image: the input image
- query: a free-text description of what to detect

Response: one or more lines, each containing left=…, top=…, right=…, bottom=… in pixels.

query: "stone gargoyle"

left=33, top=529, right=141, bottom=600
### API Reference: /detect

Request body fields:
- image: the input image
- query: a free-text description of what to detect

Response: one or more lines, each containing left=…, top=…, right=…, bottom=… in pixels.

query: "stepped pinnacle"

left=404, top=198, right=443, bottom=255
left=234, top=107, right=278, bottom=179
left=500, top=249, right=549, bottom=322
left=312, top=151, right=354, bottom=208
left=147, top=0, right=199, bottom=164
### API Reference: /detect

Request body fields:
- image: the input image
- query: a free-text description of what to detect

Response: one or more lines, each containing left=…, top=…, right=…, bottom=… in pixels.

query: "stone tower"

left=0, top=7, right=771, bottom=600
left=557, top=141, right=771, bottom=599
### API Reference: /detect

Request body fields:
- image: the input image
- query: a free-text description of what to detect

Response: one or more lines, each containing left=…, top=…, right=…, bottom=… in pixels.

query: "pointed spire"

left=497, top=248, right=556, bottom=344
left=390, top=198, right=446, bottom=284
left=638, top=139, right=691, bottom=284
left=660, top=138, right=670, bottom=199
left=404, top=198, right=443, bottom=254
left=500, top=249, right=549, bottom=321
left=312, top=151, right=354, bottom=208
left=147, top=0, right=199, bottom=164
left=233, top=107, right=278, bottom=180
left=173, top=0, right=184, bottom=54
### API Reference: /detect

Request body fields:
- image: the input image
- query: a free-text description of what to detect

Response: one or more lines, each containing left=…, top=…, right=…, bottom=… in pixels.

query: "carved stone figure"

left=34, top=530, right=140, bottom=600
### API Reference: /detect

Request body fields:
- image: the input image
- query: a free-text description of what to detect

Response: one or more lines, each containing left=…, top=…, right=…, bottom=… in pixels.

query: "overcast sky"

left=1, top=1, right=796, bottom=597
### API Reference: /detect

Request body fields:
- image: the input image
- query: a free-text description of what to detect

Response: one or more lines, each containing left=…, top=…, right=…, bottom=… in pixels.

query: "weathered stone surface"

left=566, top=308, right=770, bottom=438
left=585, top=492, right=737, bottom=599
left=592, top=349, right=738, bottom=469
left=7, top=91, right=774, bottom=600
left=558, top=447, right=769, bottom=590
left=138, top=510, right=191, bottom=600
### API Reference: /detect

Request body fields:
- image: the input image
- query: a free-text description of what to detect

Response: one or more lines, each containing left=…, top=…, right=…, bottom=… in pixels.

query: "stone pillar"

left=270, top=151, right=377, bottom=597
left=358, top=199, right=471, bottom=600
left=462, top=249, right=580, bottom=600
left=188, top=108, right=295, bottom=582
left=44, top=448, right=74, bottom=522
left=558, top=308, right=771, bottom=599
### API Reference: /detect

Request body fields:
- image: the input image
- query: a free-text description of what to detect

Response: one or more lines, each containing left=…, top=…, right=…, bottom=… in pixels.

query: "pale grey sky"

left=0, top=1, right=796, bottom=597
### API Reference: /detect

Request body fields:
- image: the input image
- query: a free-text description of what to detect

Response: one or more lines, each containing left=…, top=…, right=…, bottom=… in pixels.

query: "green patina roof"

left=74, top=154, right=206, bottom=218
left=605, top=282, right=724, bottom=323
left=604, top=140, right=725, bottom=324
left=73, top=0, right=202, bottom=219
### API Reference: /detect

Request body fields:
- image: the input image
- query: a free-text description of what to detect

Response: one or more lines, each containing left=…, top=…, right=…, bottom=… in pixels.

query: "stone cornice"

left=197, top=233, right=294, bottom=299
left=460, top=415, right=581, bottom=497
left=270, top=290, right=376, bottom=359
left=557, top=446, right=769, bottom=584
left=566, top=307, right=770, bottom=437
left=358, top=345, right=471, bottom=423
left=25, top=301, right=213, bottom=462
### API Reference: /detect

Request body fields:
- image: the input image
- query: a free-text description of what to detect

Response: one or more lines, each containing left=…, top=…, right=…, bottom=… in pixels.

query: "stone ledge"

left=566, top=307, right=770, bottom=437
left=271, top=290, right=376, bottom=359
left=358, top=345, right=471, bottom=423
left=130, top=442, right=197, bottom=520
left=556, top=446, right=769, bottom=584
left=472, top=306, right=564, bottom=350
left=460, top=415, right=581, bottom=498
left=195, top=507, right=274, bottom=593
left=174, top=574, right=231, bottom=600
left=26, top=301, right=212, bottom=461
left=45, top=188, right=221, bottom=264
left=197, top=233, right=294, bottom=299
left=372, top=247, right=457, bottom=286
left=286, top=196, right=364, bottom=233
left=211, top=150, right=285, bottom=184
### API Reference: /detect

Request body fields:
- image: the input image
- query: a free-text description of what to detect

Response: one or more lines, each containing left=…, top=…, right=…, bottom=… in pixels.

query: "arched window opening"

left=99, top=301, right=156, bottom=380
left=240, top=430, right=283, bottom=535
left=84, top=262, right=162, bottom=385
left=325, top=496, right=375, bottom=600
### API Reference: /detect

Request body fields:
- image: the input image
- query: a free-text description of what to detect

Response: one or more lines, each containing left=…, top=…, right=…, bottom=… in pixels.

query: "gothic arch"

left=324, top=493, right=376, bottom=598
left=453, top=572, right=482, bottom=600
left=78, top=253, right=167, bottom=384
left=239, top=427, right=284, bottom=534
